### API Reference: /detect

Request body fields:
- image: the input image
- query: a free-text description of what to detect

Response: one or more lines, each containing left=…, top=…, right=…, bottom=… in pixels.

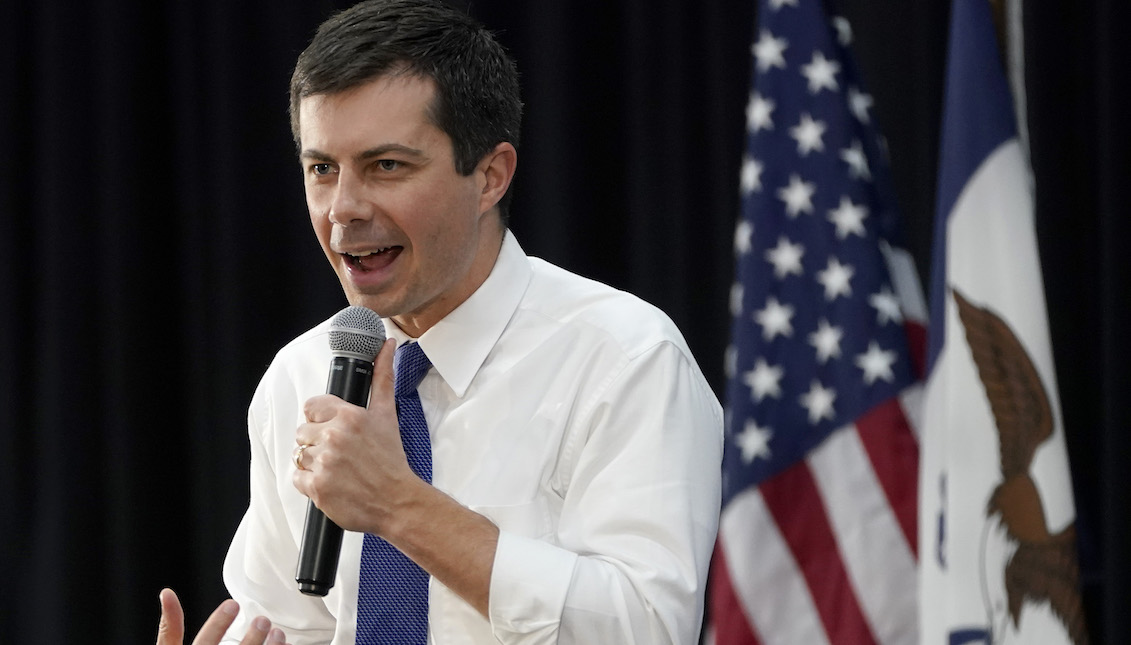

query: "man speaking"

left=157, top=1, right=722, bottom=642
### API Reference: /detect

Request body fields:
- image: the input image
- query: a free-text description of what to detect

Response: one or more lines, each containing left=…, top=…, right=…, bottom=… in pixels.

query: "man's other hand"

left=157, top=588, right=289, bottom=645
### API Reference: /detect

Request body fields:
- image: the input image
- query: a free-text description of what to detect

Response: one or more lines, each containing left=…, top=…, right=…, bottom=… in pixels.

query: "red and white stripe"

left=710, top=390, right=921, bottom=645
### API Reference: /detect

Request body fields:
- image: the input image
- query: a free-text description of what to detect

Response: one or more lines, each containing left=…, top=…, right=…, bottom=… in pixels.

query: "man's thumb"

left=156, top=588, right=185, bottom=645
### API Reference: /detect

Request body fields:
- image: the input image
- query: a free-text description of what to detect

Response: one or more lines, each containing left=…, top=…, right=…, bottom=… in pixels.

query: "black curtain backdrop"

left=1, top=0, right=1126, bottom=642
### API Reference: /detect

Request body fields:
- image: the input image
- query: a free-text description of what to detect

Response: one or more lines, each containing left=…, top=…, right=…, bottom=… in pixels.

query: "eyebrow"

left=299, top=144, right=427, bottom=164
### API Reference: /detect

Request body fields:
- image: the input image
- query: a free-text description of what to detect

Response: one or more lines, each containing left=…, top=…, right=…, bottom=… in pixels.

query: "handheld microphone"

left=296, top=305, right=386, bottom=597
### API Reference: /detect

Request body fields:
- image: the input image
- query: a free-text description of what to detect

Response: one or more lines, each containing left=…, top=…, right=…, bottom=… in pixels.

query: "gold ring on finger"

left=293, top=443, right=312, bottom=471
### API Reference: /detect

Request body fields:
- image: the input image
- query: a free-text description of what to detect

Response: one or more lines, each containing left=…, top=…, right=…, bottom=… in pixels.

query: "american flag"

left=708, top=1, right=925, bottom=644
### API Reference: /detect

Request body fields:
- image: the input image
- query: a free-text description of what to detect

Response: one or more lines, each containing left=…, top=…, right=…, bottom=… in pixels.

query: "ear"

left=476, top=142, right=518, bottom=215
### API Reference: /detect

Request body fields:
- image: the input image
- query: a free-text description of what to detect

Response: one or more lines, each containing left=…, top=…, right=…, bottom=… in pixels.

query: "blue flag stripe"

left=926, top=0, right=1018, bottom=370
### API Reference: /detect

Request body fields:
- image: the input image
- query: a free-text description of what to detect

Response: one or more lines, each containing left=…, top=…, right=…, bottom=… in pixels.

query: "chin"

left=344, top=295, right=387, bottom=316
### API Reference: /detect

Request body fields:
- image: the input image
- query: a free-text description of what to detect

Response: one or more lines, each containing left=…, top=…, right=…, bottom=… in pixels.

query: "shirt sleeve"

left=487, top=341, right=724, bottom=644
left=221, top=365, right=339, bottom=645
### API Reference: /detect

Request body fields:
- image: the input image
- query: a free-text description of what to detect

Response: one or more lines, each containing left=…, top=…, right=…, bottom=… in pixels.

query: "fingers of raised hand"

left=233, top=616, right=288, bottom=645
left=157, top=588, right=186, bottom=645
left=157, top=590, right=290, bottom=645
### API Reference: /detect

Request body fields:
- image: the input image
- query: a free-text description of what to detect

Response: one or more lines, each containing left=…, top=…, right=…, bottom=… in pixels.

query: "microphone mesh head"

left=328, top=306, right=386, bottom=361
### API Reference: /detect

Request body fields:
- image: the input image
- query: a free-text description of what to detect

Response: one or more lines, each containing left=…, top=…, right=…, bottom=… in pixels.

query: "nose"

left=328, top=169, right=372, bottom=227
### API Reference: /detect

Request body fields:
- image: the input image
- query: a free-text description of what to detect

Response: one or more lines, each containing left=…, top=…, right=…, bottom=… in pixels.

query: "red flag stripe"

left=808, top=423, right=920, bottom=643
left=760, top=461, right=878, bottom=645
left=709, top=545, right=764, bottom=645
left=853, top=395, right=920, bottom=555
left=719, top=489, right=832, bottom=645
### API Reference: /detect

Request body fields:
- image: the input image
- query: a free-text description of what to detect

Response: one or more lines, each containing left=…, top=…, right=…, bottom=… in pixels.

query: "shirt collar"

left=384, top=230, right=531, bottom=397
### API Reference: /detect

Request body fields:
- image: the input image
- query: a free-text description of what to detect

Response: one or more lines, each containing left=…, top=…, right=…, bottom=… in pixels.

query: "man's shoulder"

left=522, top=257, right=691, bottom=359
left=246, top=315, right=336, bottom=420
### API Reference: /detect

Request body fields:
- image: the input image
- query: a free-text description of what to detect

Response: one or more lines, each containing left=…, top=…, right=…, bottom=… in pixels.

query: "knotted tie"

left=356, top=341, right=432, bottom=644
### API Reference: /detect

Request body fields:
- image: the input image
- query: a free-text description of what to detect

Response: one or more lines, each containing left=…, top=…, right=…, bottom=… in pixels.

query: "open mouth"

left=342, top=246, right=402, bottom=272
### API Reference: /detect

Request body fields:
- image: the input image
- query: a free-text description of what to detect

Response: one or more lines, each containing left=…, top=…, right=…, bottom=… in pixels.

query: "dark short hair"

left=290, top=0, right=523, bottom=219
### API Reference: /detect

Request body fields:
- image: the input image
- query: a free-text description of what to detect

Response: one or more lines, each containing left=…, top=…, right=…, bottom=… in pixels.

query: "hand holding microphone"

left=293, top=306, right=387, bottom=596
left=291, top=306, right=499, bottom=617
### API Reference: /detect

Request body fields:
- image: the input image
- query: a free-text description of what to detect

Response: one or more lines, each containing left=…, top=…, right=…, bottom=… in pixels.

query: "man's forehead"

left=296, top=76, right=449, bottom=161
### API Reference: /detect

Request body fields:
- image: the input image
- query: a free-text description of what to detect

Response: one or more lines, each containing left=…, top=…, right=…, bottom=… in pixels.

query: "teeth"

left=347, top=247, right=391, bottom=257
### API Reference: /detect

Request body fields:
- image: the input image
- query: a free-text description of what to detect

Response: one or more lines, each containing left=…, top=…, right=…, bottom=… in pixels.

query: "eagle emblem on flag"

left=952, top=288, right=1088, bottom=645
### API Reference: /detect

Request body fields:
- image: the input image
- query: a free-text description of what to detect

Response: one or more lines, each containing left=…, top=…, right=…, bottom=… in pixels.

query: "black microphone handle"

left=296, top=354, right=375, bottom=596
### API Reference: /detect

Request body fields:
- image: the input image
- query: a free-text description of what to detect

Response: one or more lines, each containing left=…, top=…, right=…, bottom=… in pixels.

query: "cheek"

left=307, top=208, right=335, bottom=253
left=305, top=191, right=327, bottom=227
left=307, top=208, right=324, bottom=235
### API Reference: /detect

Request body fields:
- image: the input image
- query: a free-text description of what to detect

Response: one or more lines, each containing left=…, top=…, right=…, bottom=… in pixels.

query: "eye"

left=376, top=159, right=401, bottom=172
left=312, top=163, right=333, bottom=175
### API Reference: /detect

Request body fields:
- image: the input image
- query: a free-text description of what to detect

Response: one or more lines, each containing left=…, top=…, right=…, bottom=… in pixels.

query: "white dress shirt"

left=222, top=232, right=723, bottom=644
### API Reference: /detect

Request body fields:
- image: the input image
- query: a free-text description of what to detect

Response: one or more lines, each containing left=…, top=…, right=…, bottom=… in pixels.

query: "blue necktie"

left=356, top=341, right=432, bottom=644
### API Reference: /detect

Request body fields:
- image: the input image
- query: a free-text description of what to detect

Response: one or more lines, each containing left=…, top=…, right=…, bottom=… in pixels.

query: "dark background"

left=1, top=0, right=1126, bottom=642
